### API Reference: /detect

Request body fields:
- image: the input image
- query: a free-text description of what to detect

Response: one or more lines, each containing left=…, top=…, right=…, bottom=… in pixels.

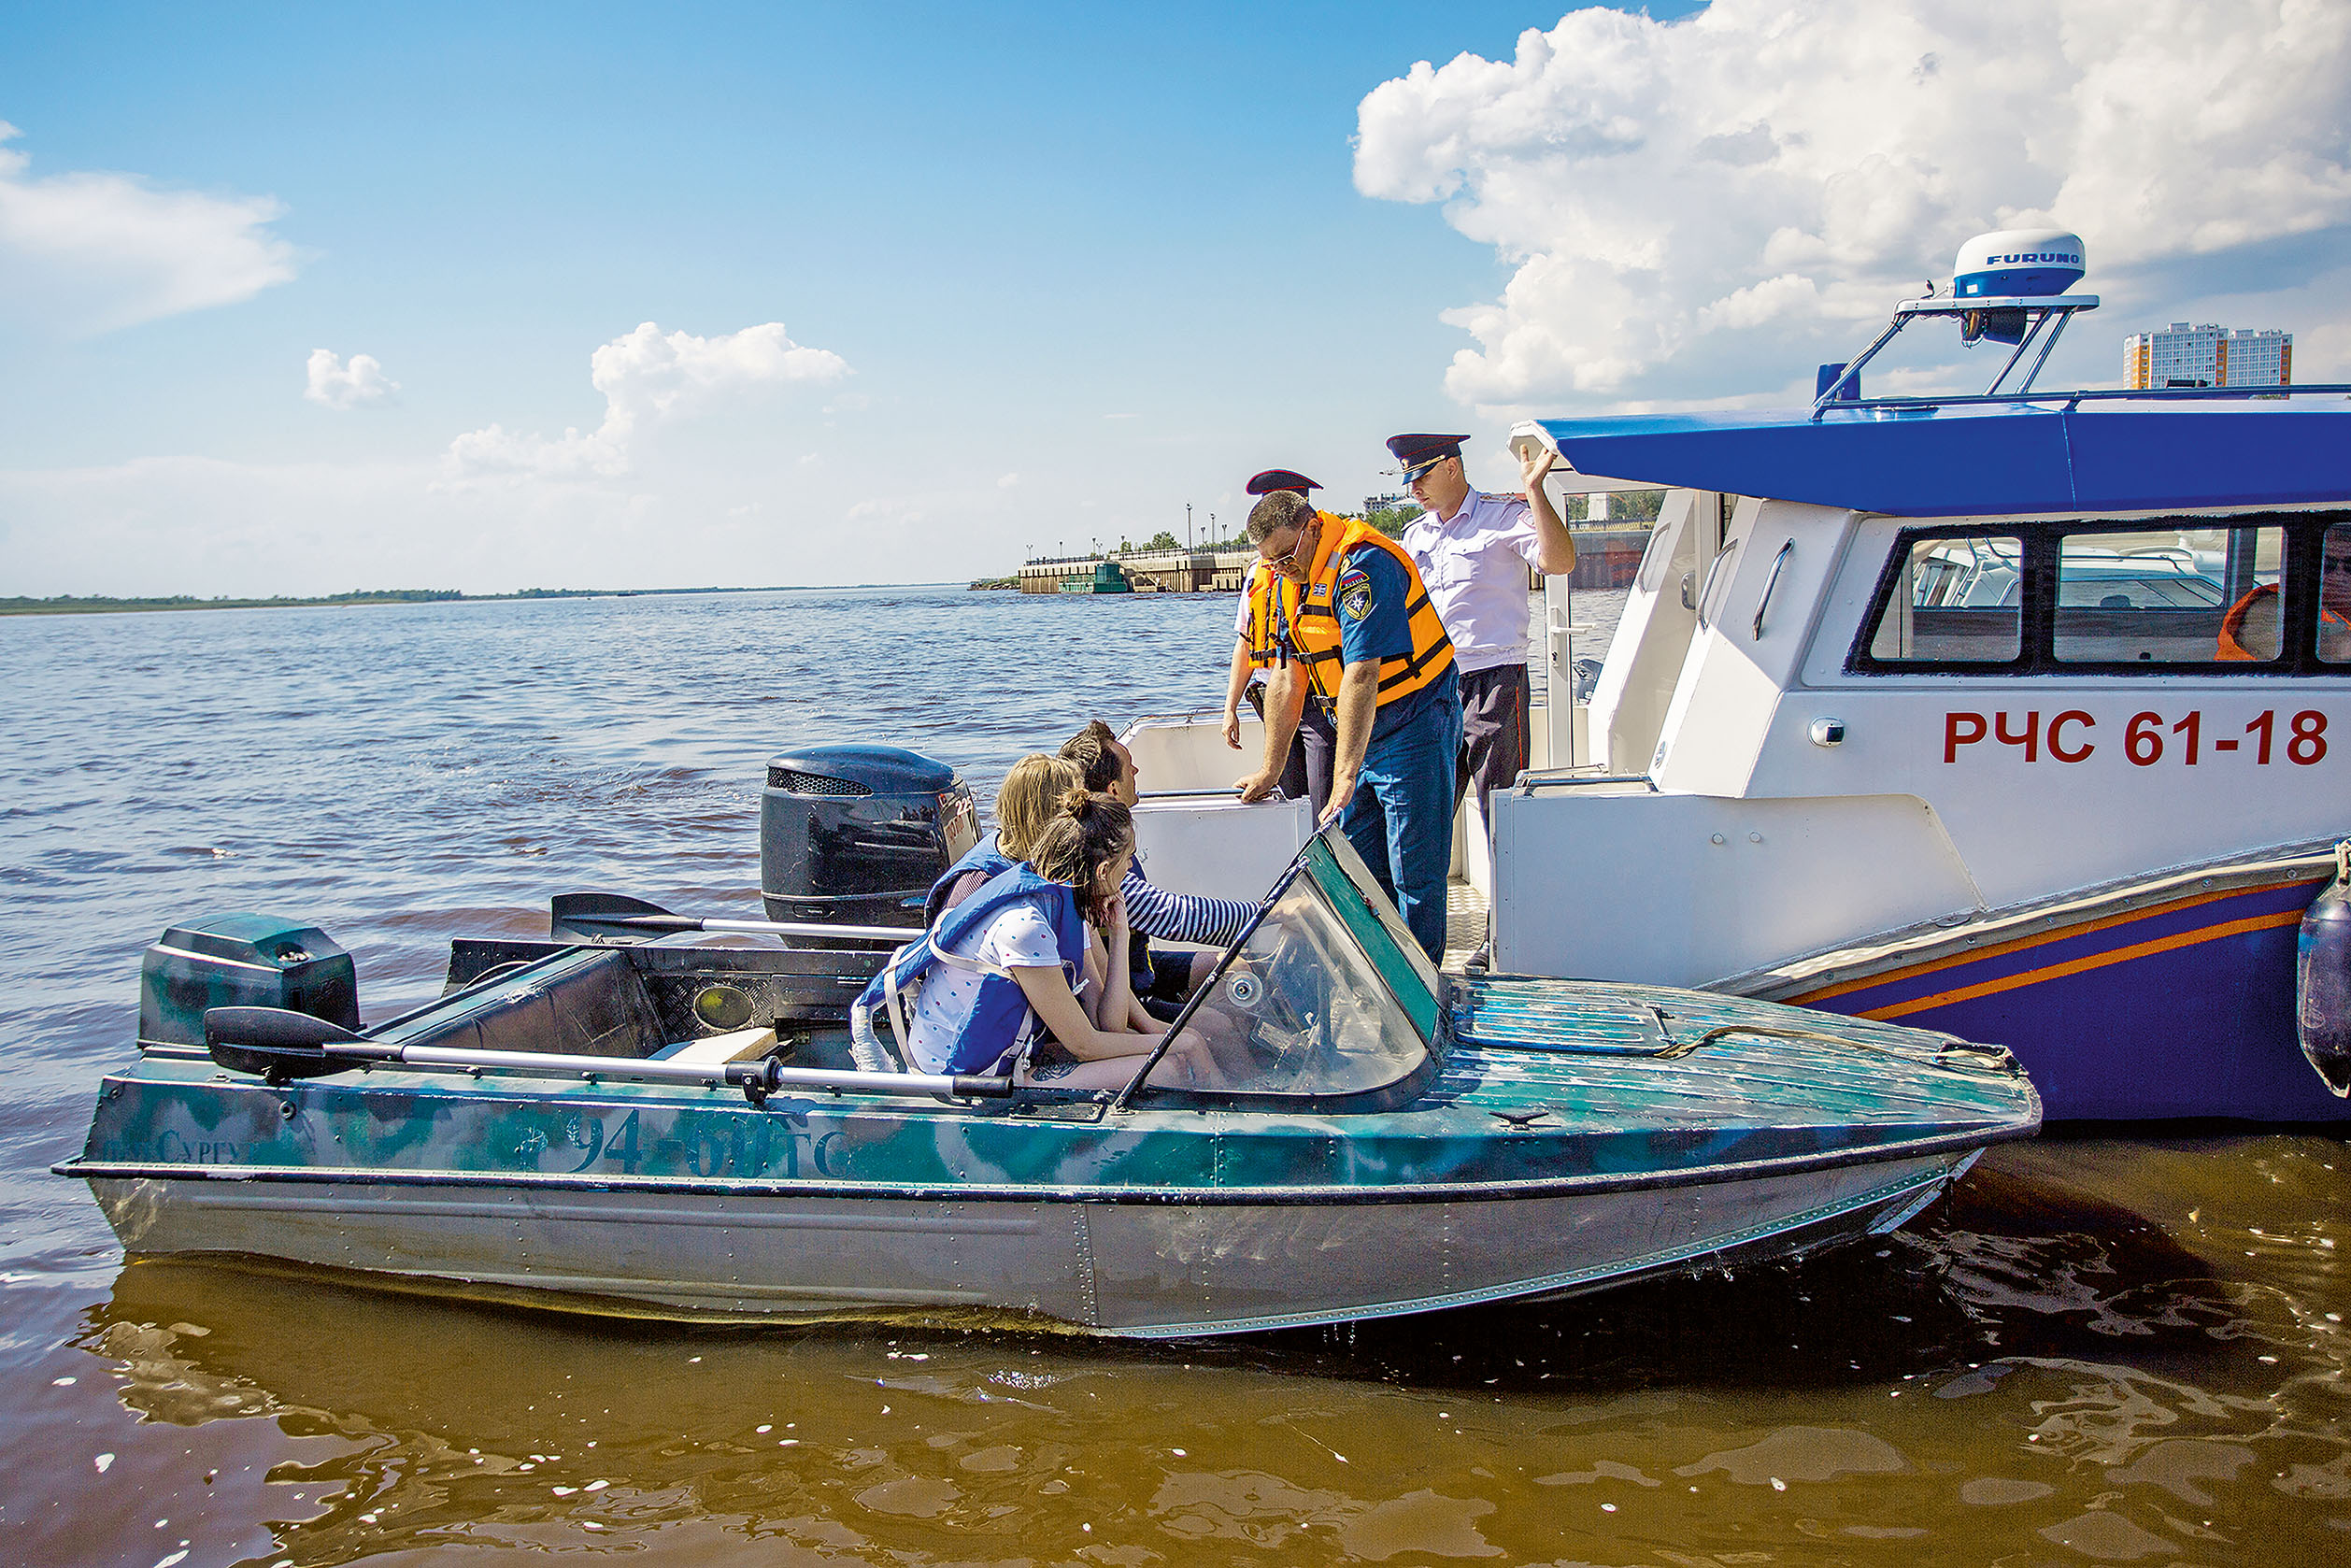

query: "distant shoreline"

left=0, top=583, right=960, bottom=617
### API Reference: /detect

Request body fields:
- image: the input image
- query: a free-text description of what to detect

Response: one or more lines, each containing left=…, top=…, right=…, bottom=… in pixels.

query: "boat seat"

left=651, top=1027, right=778, bottom=1067
left=401, top=948, right=663, bottom=1059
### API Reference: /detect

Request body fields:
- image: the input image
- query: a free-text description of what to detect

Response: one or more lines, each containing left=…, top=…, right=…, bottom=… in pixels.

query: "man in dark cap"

left=1385, top=432, right=1576, bottom=837
left=1220, top=468, right=1334, bottom=813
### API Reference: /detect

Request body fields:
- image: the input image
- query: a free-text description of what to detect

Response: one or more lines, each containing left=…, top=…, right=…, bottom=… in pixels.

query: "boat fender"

left=2297, top=840, right=2351, bottom=1097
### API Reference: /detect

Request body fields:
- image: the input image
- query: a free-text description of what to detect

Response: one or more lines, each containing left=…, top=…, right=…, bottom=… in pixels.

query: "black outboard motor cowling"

left=760, top=744, right=976, bottom=929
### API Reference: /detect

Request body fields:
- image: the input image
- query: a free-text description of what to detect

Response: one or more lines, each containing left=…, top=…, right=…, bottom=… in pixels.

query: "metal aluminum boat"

left=60, top=834, right=2037, bottom=1336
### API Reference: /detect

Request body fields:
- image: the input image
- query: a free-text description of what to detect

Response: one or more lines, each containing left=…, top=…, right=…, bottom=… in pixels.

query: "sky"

left=2, top=0, right=2345, bottom=597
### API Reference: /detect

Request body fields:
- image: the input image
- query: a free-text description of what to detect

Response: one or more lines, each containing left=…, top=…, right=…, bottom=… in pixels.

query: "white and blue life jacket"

left=921, top=832, right=1019, bottom=929
left=857, top=863, right=1089, bottom=1076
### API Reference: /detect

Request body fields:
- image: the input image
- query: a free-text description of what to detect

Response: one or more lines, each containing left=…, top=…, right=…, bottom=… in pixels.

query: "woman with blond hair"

left=920, top=753, right=1081, bottom=926
left=862, top=789, right=1228, bottom=1090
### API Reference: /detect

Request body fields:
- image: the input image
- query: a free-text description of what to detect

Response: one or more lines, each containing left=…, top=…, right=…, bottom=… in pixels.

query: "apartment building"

left=2124, top=322, right=2293, bottom=389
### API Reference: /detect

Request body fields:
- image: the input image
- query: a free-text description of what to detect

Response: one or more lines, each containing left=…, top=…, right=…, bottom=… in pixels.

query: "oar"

left=550, top=891, right=911, bottom=946
left=203, top=1005, right=1010, bottom=1102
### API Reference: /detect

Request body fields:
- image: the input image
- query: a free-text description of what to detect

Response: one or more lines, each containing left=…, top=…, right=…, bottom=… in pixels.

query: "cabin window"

left=1866, top=534, right=2024, bottom=662
left=1850, top=512, right=2351, bottom=676
left=2323, top=522, right=2351, bottom=664
left=2052, top=524, right=2278, bottom=663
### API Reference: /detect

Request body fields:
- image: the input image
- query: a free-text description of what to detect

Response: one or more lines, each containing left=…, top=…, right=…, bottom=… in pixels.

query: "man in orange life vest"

left=2216, top=525, right=2351, bottom=661
left=1234, top=489, right=1463, bottom=962
left=1219, top=468, right=1336, bottom=816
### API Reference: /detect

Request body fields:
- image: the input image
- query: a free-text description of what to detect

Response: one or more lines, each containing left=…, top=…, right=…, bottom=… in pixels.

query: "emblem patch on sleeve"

left=1337, top=564, right=1373, bottom=621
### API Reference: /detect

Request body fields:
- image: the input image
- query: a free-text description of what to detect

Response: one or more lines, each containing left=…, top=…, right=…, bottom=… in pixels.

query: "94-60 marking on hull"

left=1945, top=708, right=2330, bottom=766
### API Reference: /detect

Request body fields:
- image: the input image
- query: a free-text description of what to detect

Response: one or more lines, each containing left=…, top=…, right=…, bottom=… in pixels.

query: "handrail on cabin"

left=1815, top=383, right=2351, bottom=415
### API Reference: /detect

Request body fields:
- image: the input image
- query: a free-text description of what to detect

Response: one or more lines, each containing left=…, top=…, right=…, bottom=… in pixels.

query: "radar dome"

left=1953, top=229, right=2085, bottom=299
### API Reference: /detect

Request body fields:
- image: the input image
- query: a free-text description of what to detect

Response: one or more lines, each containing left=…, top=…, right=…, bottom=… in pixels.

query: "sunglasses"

left=1267, top=521, right=1316, bottom=575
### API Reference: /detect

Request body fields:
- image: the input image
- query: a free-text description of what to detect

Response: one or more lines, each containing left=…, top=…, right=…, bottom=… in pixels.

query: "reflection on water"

left=45, top=1138, right=2349, bottom=1565
left=2, top=588, right=2344, bottom=1565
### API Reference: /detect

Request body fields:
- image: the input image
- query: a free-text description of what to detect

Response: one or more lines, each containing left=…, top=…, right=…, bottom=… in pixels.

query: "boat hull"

left=1775, top=869, right=2342, bottom=1122
left=84, top=1150, right=1970, bottom=1336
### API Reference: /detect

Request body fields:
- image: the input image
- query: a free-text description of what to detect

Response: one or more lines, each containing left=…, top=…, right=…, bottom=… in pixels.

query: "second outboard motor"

left=761, top=743, right=977, bottom=930
left=2297, top=842, right=2351, bottom=1096
left=138, top=914, right=360, bottom=1047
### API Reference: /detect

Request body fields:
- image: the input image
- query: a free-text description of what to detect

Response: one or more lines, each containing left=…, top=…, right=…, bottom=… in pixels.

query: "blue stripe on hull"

left=1802, top=885, right=2345, bottom=1122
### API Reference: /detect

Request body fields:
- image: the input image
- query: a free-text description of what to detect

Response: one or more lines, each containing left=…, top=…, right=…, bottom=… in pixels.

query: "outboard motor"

left=761, top=743, right=977, bottom=930
left=2297, top=841, right=2351, bottom=1096
left=137, top=914, right=360, bottom=1046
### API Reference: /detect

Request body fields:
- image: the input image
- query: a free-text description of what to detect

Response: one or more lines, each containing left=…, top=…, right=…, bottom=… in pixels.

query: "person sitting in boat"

left=923, top=753, right=1082, bottom=925
left=871, top=789, right=1230, bottom=1090
left=1061, top=720, right=1258, bottom=1019
left=2216, top=529, right=2351, bottom=660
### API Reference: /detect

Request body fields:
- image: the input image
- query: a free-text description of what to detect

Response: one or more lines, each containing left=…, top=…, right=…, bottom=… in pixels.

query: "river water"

left=2, top=586, right=2344, bottom=1567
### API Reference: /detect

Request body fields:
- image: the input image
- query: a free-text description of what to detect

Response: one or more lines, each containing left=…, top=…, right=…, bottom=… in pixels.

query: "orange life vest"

left=2218, top=583, right=2350, bottom=661
left=1271, top=512, right=1455, bottom=705
left=1241, top=560, right=1281, bottom=668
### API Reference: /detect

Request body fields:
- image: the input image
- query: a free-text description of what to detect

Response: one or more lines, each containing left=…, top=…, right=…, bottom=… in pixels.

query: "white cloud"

left=1354, top=0, right=2351, bottom=408
left=305, top=349, right=398, bottom=410
left=447, top=320, right=850, bottom=480
left=0, top=121, right=297, bottom=334
left=997, top=472, right=1019, bottom=489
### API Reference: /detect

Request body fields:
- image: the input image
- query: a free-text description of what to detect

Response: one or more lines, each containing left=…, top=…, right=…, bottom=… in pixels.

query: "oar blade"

left=204, top=1005, right=365, bottom=1079
left=550, top=891, right=682, bottom=942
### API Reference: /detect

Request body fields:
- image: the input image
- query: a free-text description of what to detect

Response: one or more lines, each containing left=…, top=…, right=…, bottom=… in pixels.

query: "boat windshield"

left=1142, top=833, right=1438, bottom=1102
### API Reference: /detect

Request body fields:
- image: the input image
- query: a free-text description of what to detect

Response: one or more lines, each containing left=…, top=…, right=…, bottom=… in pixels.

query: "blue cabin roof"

left=1536, top=396, right=2351, bottom=518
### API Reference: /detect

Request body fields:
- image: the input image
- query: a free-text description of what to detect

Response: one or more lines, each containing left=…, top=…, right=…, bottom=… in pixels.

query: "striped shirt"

left=1120, top=864, right=1255, bottom=948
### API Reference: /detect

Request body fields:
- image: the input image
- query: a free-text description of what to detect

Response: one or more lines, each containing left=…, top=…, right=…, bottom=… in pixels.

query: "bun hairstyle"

left=1056, top=720, right=1121, bottom=794
left=1026, top=789, right=1134, bottom=919
left=993, top=754, right=1082, bottom=859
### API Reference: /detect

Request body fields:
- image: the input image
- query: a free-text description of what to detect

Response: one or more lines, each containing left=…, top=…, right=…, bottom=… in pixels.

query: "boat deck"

left=1442, top=877, right=1489, bottom=972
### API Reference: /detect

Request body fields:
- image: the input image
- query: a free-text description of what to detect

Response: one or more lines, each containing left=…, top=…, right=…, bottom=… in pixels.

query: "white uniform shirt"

left=905, top=901, right=1070, bottom=1075
left=1398, top=488, right=1543, bottom=676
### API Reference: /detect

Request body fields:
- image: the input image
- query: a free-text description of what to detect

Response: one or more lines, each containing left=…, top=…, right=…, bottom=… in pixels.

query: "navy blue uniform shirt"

left=1278, top=543, right=1447, bottom=745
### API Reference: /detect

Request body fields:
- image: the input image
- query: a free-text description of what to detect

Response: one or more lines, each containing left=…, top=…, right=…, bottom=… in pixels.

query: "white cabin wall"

left=1649, top=501, right=1859, bottom=796
left=1488, top=786, right=1982, bottom=983
left=1750, top=510, right=2351, bottom=909
left=1586, top=489, right=1711, bottom=774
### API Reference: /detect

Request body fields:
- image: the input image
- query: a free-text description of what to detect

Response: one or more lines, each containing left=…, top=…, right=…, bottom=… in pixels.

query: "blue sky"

left=2, top=1, right=2341, bottom=594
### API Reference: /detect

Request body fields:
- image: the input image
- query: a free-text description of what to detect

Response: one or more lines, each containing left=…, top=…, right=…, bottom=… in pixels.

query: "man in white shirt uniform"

left=1386, top=432, right=1577, bottom=824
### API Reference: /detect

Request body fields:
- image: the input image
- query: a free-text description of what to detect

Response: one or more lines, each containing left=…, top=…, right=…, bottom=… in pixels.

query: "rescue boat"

left=1127, top=228, right=2351, bottom=1119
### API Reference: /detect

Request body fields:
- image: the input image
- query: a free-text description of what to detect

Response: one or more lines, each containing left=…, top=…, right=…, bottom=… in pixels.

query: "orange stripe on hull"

left=1796, top=882, right=2277, bottom=1006
left=1856, top=908, right=2304, bottom=1023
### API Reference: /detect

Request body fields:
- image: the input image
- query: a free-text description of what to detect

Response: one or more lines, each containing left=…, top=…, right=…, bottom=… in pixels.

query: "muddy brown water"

left=3, top=588, right=2344, bottom=1565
